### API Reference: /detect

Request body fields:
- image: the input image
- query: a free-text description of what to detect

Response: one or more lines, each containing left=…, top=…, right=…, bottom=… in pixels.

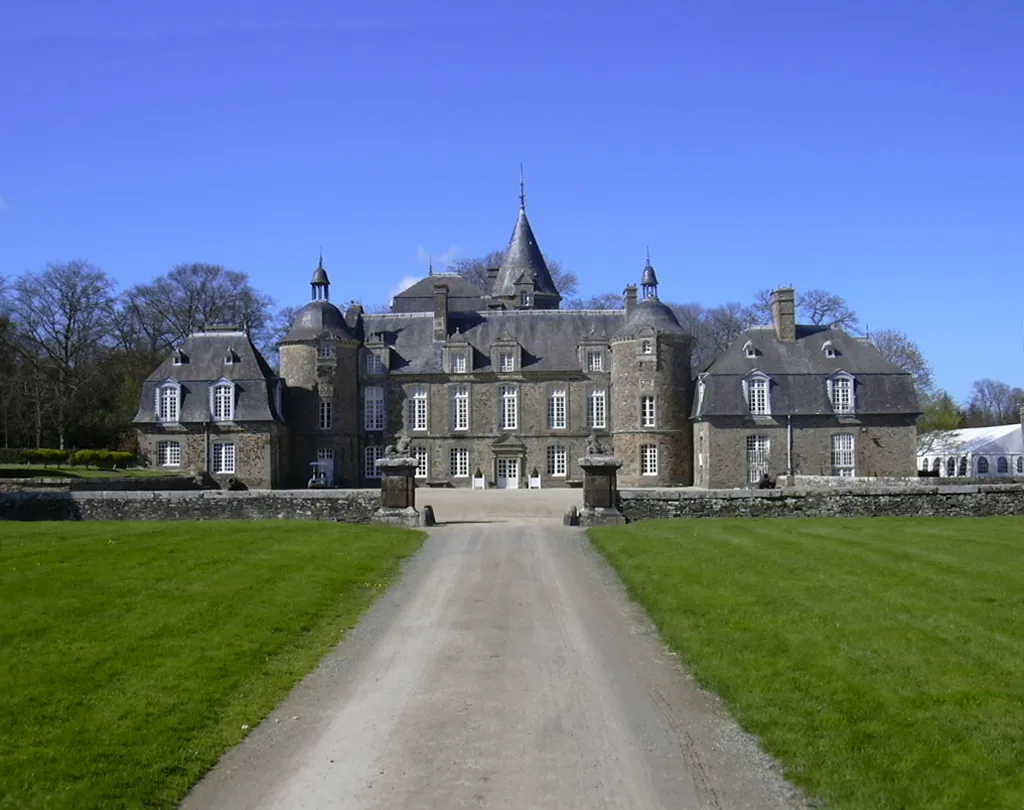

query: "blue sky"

left=1, top=0, right=1021, bottom=402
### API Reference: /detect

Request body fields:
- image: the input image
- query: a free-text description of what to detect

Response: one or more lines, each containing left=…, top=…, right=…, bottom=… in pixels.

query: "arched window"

left=946, top=458, right=956, bottom=477
left=997, top=457, right=1009, bottom=474
left=1017, top=457, right=1023, bottom=474
left=978, top=457, right=989, bottom=474
left=958, top=457, right=967, bottom=476
left=932, top=458, right=941, bottom=473
left=920, top=458, right=929, bottom=472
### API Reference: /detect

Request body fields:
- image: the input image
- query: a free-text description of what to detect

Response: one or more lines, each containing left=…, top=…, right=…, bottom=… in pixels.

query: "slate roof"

left=360, top=309, right=626, bottom=374
left=391, top=273, right=485, bottom=313
left=490, top=207, right=561, bottom=301
left=694, top=325, right=921, bottom=417
left=613, top=297, right=688, bottom=339
left=134, top=331, right=284, bottom=424
left=281, top=300, right=355, bottom=343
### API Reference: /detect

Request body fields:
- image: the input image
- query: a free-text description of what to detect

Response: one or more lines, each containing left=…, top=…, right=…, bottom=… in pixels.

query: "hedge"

left=0, top=449, right=137, bottom=469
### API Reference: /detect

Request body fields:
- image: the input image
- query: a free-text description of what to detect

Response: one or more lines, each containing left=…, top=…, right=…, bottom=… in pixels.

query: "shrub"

left=72, top=450, right=97, bottom=468
left=21, top=448, right=69, bottom=466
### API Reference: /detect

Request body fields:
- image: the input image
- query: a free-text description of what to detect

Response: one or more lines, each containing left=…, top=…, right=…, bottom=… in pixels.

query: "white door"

left=496, top=458, right=519, bottom=489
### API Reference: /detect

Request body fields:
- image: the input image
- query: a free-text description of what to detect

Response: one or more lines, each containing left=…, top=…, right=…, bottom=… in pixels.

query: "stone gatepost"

left=578, top=438, right=627, bottom=526
left=372, top=455, right=421, bottom=528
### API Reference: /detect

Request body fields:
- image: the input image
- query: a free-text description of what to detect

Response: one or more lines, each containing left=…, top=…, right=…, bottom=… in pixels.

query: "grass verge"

left=1, top=521, right=425, bottom=810
left=0, top=465, right=177, bottom=479
left=590, top=517, right=1024, bottom=810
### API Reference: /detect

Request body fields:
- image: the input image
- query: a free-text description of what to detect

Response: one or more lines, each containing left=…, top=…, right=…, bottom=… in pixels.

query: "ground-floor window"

left=157, top=440, right=181, bottom=467
left=746, top=435, right=770, bottom=483
left=450, top=447, right=469, bottom=478
left=831, top=433, right=855, bottom=476
left=978, top=457, right=989, bottom=474
left=1018, top=457, right=1023, bottom=474
left=546, top=445, right=567, bottom=477
left=364, top=446, right=383, bottom=478
left=212, top=442, right=235, bottom=474
left=640, top=444, right=658, bottom=476
left=413, top=447, right=428, bottom=478
left=317, top=448, right=334, bottom=461
left=997, top=456, right=1009, bottom=474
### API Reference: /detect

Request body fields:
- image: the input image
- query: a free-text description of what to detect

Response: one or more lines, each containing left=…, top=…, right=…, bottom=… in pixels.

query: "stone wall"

left=0, top=476, right=199, bottom=493
left=619, top=483, right=1024, bottom=521
left=1, top=489, right=379, bottom=522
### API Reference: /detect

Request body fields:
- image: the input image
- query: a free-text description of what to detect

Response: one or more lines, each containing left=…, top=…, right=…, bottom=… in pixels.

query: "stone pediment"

left=491, top=432, right=527, bottom=452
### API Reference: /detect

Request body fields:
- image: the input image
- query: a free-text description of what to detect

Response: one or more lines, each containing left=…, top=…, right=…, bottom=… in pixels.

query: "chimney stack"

left=623, top=284, right=638, bottom=318
left=433, top=284, right=449, bottom=342
left=771, top=288, right=797, bottom=343
left=1019, top=403, right=1024, bottom=426
left=485, top=267, right=500, bottom=291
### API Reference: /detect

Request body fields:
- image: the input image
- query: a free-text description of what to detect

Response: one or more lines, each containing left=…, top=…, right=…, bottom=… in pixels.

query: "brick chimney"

left=433, top=284, right=449, bottom=342
left=771, top=288, right=797, bottom=343
left=485, top=267, right=500, bottom=291
left=623, top=284, right=638, bottom=318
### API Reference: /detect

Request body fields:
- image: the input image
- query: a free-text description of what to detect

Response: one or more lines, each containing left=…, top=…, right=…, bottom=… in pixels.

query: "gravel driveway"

left=182, top=522, right=805, bottom=809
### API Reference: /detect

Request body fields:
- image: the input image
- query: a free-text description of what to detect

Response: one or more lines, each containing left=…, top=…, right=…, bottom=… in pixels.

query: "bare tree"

left=12, top=261, right=117, bottom=448
left=965, top=379, right=1024, bottom=426
left=450, top=251, right=579, bottom=301
left=565, top=292, right=622, bottom=310
left=798, top=289, right=859, bottom=330
left=670, top=301, right=758, bottom=372
left=871, top=329, right=935, bottom=400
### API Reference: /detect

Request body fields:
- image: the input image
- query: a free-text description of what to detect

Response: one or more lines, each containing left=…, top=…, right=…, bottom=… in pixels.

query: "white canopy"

left=918, top=424, right=1023, bottom=456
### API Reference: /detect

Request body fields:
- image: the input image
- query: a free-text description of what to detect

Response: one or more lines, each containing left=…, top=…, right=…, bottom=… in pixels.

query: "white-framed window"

left=450, top=446, right=469, bottom=478
left=318, top=341, right=334, bottom=358
left=747, top=376, right=770, bottom=416
left=548, top=386, right=566, bottom=429
left=641, top=396, right=656, bottom=428
left=409, top=386, right=428, bottom=431
left=499, top=385, right=518, bottom=430
left=997, top=456, right=1009, bottom=474
left=365, top=352, right=386, bottom=375
left=586, top=349, right=604, bottom=372
left=746, top=435, right=770, bottom=483
left=212, top=382, right=234, bottom=421
left=822, top=340, right=836, bottom=358
left=831, top=434, right=855, bottom=476
left=978, top=457, right=989, bottom=474
left=640, top=444, right=658, bottom=476
left=959, top=457, right=968, bottom=476
left=317, top=448, right=334, bottom=461
left=364, top=445, right=384, bottom=478
left=547, top=445, right=567, bottom=477
left=156, top=382, right=180, bottom=423
left=829, top=375, right=854, bottom=415
left=452, top=385, right=469, bottom=431
left=412, top=446, right=428, bottom=478
left=212, top=442, right=235, bottom=474
left=157, top=440, right=181, bottom=467
left=223, top=350, right=237, bottom=366
left=743, top=340, right=756, bottom=359
left=587, top=389, right=607, bottom=429
left=499, top=352, right=515, bottom=372
left=519, top=291, right=530, bottom=307
left=641, top=339, right=653, bottom=355
left=364, top=386, right=385, bottom=431
left=453, top=353, right=468, bottom=374
left=319, top=400, right=333, bottom=430
left=946, top=457, right=957, bottom=477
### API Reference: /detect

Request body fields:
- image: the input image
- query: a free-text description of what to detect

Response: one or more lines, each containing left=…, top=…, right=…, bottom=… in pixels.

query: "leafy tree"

left=871, top=329, right=935, bottom=400
left=917, top=391, right=965, bottom=434
left=965, top=379, right=1024, bottom=426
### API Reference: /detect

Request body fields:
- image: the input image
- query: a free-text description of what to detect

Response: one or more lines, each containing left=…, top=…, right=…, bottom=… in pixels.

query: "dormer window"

left=743, top=340, right=757, bottom=359
left=210, top=379, right=235, bottom=422
left=156, top=381, right=181, bottom=423
left=453, top=353, right=468, bottom=374
left=318, top=341, right=334, bottom=358
left=822, top=340, right=837, bottom=359
left=499, top=352, right=515, bottom=372
left=224, top=349, right=238, bottom=366
left=586, top=349, right=604, bottom=372
left=641, top=339, right=653, bottom=355
left=519, top=291, right=531, bottom=307
left=743, top=373, right=771, bottom=416
left=365, top=351, right=386, bottom=375
left=172, top=349, right=187, bottom=366
left=828, top=372, right=855, bottom=415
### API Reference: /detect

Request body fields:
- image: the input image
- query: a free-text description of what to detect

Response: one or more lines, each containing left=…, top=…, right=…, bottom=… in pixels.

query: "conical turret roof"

left=491, top=207, right=561, bottom=302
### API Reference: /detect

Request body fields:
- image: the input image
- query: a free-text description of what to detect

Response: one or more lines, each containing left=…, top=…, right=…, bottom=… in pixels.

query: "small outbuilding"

left=917, top=410, right=1024, bottom=478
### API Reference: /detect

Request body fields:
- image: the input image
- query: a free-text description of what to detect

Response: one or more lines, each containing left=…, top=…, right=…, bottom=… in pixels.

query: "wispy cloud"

left=388, top=275, right=423, bottom=300
left=415, top=244, right=462, bottom=271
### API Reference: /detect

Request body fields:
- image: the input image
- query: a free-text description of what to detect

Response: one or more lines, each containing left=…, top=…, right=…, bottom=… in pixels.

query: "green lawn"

left=590, top=517, right=1024, bottom=810
left=0, top=521, right=425, bottom=810
left=0, top=465, right=177, bottom=479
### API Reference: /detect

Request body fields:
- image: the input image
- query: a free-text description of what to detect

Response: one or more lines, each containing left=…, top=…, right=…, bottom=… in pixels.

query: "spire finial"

left=519, top=163, right=526, bottom=210
left=428, top=255, right=434, bottom=276
left=318, top=246, right=324, bottom=270
left=646, top=245, right=651, bottom=267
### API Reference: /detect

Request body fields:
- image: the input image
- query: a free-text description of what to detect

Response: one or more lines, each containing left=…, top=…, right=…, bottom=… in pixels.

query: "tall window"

left=365, top=352, right=385, bottom=375
left=364, top=446, right=384, bottom=478
left=548, top=386, right=566, bottom=429
left=410, top=386, right=428, bottom=431
left=997, top=457, right=1009, bottom=474
left=453, top=353, right=468, bottom=374
left=978, top=457, right=989, bottom=474
left=499, top=385, right=518, bottom=430
left=946, top=457, right=956, bottom=477
left=641, top=396, right=656, bottom=428
left=587, top=389, right=607, bottom=429
left=831, top=434, right=855, bottom=476
left=450, top=447, right=469, bottom=478
left=748, top=377, right=769, bottom=416
left=319, top=400, right=333, bottom=430
left=318, top=341, right=334, bottom=358
left=364, top=386, right=385, bottom=431
left=452, top=385, right=469, bottom=430
left=641, top=444, right=658, bottom=476
left=412, top=447, right=428, bottom=478
left=157, top=384, right=179, bottom=422
left=212, top=383, right=233, bottom=421
left=746, top=435, right=770, bottom=483
left=960, top=457, right=969, bottom=476
left=586, top=350, right=604, bottom=372
left=212, top=442, right=235, bottom=474
left=157, top=440, right=181, bottom=467
left=1017, top=457, right=1023, bottom=474
left=830, top=376, right=854, bottom=414
left=519, top=291, right=530, bottom=307
left=499, top=352, right=515, bottom=372
left=547, top=445, right=567, bottom=477
left=641, top=339, right=653, bottom=355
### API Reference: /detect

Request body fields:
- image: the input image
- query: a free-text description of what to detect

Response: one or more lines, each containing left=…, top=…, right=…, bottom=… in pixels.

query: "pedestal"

left=373, top=457, right=421, bottom=528
left=577, top=455, right=627, bottom=526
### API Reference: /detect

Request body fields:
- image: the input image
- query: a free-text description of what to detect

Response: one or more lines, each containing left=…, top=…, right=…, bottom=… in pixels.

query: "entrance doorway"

left=496, top=457, right=520, bottom=489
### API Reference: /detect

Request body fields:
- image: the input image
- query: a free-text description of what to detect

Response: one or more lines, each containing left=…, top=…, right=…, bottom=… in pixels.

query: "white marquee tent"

left=918, top=423, right=1024, bottom=478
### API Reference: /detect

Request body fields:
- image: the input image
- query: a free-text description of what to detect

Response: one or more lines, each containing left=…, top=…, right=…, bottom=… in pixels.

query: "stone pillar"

left=373, top=456, right=421, bottom=527
left=578, top=454, right=626, bottom=526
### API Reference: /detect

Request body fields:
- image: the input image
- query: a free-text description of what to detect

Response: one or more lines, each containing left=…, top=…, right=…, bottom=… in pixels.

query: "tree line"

left=0, top=256, right=1017, bottom=453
